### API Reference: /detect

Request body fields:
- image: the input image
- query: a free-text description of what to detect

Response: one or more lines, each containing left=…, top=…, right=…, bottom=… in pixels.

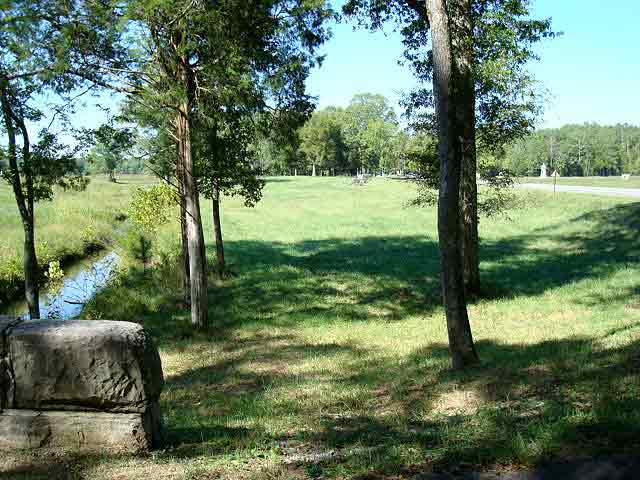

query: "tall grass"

left=0, top=175, right=155, bottom=307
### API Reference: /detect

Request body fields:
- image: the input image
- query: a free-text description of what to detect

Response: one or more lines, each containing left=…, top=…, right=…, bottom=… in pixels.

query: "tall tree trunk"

left=312, top=164, right=316, bottom=176
left=461, top=164, right=480, bottom=295
left=453, top=0, right=480, bottom=296
left=22, top=219, right=40, bottom=319
left=211, top=180, right=225, bottom=276
left=19, top=114, right=39, bottom=320
left=426, top=0, right=479, bottom=369
left=176, top=150, right=191, bottom=304
left=1, top=85, right=40, bottom=319
left=176, top=100, right=208, bottom=329
left=179, top=195, right=191, bottom=304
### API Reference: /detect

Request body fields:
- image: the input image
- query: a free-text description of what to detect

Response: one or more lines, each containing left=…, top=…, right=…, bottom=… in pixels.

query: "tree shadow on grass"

left=199, top=201, right=639, bottom=335
left=263, top=177, right=296, bottom=183
left=285, top=337, right=640, bottom=477
left=0, top=450, right=142, bottom=480
left=155, top=195, right=640, bottom=476
left=154, top=326, right=640, bottom=477
left=159, top=331, right=370, bottom=457
left=65, top=200, right=640, bottom=477
left=99, top=201, right=640, bottom=345
left=3, top=331, right=638, bottom=478
left=201, top=235, right=443, bottom=333
left=480, top=202, right=640, bottom=305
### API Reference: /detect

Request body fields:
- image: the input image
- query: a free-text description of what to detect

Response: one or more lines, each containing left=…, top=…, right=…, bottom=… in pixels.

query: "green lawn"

left=518, top=176, right=640, bottom=189
left=0, top=175, right=155, bottom=307
left=2, top=177, right=639, bottom=479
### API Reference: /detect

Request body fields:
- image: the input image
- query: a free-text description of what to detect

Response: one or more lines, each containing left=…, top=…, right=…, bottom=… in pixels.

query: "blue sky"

left=44, top=0, right=640, bottom=136
left=308, top=0, right=640, bottom=128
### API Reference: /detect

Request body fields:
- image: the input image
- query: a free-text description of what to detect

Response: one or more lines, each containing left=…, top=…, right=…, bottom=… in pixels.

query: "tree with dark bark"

left=343, top=0, right=554, bottom=296
left=0, top=0, right=127, bottom=319
left=126, top=0, right=331, bottom=328
left=125, top=4, right=219, bottom=329
left=410, top=0, right=553, bottom=296
left=186, top=0, right=330, bottom=276
left=198, top=116, right=265, bottom=277
left=120, top=91, right=193, bottom=305
left=426, top=0, right=479, bottom=369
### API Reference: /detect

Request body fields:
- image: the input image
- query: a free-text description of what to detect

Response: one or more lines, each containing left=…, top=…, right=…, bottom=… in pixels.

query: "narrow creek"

left=2, top=251, right=119, bottom=320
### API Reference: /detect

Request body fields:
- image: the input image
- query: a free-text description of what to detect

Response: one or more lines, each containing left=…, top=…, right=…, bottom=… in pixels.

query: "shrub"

left=127, top=184, right=176, bottom=233
left=44, top=260, right=65, bottom=289
left=124, top=184, right=176, bottom=268
left=121, top=230, right=154, bottom=268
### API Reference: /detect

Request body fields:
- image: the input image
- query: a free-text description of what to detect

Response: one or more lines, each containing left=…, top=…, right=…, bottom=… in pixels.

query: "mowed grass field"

left=0, top=175, right=155, bottom=307
left=518, top=176, right=640, bottom=189
left=2, top=177, right=640, bottom=479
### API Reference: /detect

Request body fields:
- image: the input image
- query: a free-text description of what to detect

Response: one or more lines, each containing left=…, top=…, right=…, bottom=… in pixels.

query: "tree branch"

left=405, top=0, right=429, bottom=18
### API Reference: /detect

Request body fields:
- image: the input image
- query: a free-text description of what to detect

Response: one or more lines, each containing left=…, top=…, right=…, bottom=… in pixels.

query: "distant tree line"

left=262, top=114, right=640, bottom=181
left=499, top=123, right=640, bottom=177
left=255, top=93, right=437, bottom=177
left=78, top=135, right=147, bottom=179
left=78, top=155, right=146, bottom=176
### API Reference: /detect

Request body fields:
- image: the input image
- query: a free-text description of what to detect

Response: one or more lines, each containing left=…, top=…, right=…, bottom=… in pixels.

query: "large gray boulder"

left=0, top=319, right=164, bottom=451
left=8, top=320, right=163, bottom=413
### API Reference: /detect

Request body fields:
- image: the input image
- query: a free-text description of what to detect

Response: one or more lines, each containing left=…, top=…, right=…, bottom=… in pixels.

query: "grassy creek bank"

left=2, top=251, right=120, bottom=320
left=0, top=175, right=156, bottom=311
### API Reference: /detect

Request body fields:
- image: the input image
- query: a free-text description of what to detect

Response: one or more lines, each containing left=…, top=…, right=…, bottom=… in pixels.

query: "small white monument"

left=551, top=170, right=560, bottom=178
left=540, top=163, right=548, bottom=178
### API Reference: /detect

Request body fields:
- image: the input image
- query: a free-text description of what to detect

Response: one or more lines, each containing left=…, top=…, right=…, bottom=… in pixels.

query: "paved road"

left=517, top=183, right=640, bottom=198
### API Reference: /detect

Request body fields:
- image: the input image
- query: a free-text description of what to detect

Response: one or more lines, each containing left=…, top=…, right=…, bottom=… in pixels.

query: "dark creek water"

left=2, top=251, right=119, bottom=320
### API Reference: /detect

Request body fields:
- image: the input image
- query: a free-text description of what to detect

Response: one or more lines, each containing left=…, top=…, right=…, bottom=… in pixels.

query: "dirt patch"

left=88, top=463, right=185, bottom=480
left=430, top=388, right=485, bottom=417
